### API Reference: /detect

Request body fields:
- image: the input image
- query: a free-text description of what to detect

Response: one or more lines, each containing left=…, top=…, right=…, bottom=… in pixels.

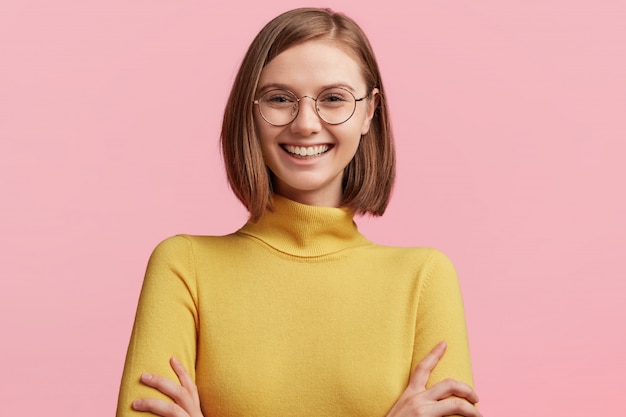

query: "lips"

left=282, top=144, right=331, bottom=157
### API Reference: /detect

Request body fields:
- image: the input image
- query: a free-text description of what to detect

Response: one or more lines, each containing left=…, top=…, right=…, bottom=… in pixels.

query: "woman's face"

left=254, top=39, right=378, bottom=207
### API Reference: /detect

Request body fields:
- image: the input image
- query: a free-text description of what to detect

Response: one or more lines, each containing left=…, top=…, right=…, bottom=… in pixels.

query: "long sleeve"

left=116, top=235, right=199, bottom=417
left=116, top=199, right=476, bottom=417
left=411, top=250, right=474, bottom=389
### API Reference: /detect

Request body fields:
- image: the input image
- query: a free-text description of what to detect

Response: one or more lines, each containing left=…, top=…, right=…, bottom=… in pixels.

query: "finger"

left=139, top=372, right=191, bottom=408
left=427, top=396, right=482, bottom=417
left=422, top=378, right=479, bottom=404
left=170, top=357, right=200, bottom=405
left=132, top=398, right=188, bottom=417
left=409, top=341, right=447, bottom=390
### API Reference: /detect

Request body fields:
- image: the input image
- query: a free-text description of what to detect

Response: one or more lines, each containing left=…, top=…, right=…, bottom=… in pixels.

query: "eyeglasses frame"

left=253, top=86, right=370, bottom=127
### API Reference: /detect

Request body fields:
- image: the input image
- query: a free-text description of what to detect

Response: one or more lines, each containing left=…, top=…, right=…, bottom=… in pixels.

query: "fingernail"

left=132, top=399, right=143, bottom=409
left=141, top=373, right=152, bottom=382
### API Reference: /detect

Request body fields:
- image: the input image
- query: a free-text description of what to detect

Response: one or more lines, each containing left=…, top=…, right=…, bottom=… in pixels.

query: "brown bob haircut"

left=221, top=7, right=395, bottom=221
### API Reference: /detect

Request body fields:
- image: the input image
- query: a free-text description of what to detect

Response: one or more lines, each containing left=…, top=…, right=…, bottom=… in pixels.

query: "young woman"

left=117, top=8, right=480, bottom=417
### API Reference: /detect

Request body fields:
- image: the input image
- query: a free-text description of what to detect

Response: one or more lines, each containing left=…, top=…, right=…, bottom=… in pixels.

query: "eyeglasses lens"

left=258, top=88, right=357, bottom=126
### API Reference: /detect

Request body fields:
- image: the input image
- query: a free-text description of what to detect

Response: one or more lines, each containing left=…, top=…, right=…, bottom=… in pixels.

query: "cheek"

left=255, top=124, right=282, bottom=166
left=334, top=126, right=363, bottom=156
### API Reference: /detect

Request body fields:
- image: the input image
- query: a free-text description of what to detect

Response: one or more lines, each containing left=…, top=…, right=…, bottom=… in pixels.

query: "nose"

left=290, top=96, right=322, bottom=136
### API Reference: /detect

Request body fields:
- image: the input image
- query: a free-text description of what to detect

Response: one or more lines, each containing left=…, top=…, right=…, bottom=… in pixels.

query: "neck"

left=237, top=195, right=370, bottom=257
left=272, top=181, right=343, bottom=208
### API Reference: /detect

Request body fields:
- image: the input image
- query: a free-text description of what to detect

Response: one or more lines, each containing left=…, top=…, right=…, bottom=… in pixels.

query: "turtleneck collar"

left=236, top=195, right=371, bottom=258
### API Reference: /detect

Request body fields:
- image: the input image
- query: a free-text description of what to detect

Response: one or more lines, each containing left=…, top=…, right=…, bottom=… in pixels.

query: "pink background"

left=1, top=0, right=624, bottom=415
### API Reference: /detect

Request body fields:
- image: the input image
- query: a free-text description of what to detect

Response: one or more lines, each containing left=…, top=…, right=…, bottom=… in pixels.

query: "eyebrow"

left=256, top=82, right=357, bottom=95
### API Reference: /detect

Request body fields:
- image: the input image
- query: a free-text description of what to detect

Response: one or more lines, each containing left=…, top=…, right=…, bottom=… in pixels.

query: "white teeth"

left=284, top=144, right=329, bottom=157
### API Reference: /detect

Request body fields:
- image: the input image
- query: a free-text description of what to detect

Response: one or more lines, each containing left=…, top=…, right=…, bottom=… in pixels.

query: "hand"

left=132, top=357, right=204, bottom=417
left=385, top=342, right=481, bottom=417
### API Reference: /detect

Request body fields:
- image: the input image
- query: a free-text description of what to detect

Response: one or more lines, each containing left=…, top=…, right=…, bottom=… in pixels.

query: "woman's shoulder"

left=151, top=232, right=242, bottom=250
left=354, top=241, right=457, bottom=276
left=148, top=232, right=250, bottom=260
left=367, top=241, right=454, bottom=262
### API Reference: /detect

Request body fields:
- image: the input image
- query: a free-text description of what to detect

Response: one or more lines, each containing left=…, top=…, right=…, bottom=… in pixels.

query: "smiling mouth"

left=282, top=144, right=331, bottom=157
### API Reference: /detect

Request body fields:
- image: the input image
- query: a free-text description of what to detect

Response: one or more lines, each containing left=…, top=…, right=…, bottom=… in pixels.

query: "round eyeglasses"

left=253, top=87, right=369, bottom=126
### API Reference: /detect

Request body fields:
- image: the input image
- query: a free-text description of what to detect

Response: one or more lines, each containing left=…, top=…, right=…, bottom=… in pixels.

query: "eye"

left=318, top=88, right=352, bottom=109
left=319, top=91, right=349, bottom=102
left=262, top=90, right=296, bottom=107
left=324, top=94, right=345, bottom=102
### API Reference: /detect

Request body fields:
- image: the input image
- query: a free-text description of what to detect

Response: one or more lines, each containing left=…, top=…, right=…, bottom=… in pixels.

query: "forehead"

left=258, top=39, right=367, bottom=91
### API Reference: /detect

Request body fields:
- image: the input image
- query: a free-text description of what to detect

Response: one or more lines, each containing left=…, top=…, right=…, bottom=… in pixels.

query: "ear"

left=360, top=88, right=380, bottom=135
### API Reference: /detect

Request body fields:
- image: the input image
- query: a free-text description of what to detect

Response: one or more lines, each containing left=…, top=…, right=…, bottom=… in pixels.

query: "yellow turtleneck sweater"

left=117, top=196, right=473, bottom=417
